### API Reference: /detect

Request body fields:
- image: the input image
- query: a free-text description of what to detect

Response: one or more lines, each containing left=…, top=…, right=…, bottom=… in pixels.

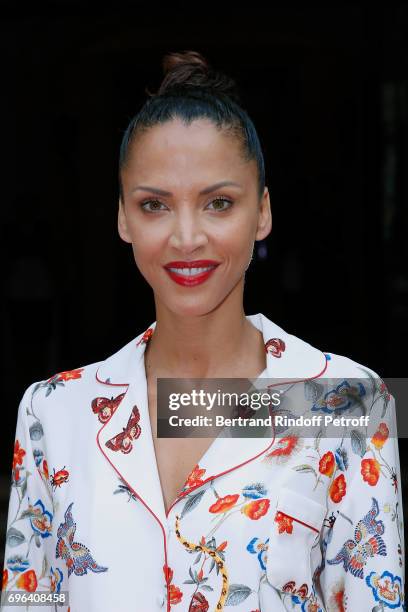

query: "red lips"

left=164, top=260, right=220, bottom=287
left=164, top=260, right=220, bottom=268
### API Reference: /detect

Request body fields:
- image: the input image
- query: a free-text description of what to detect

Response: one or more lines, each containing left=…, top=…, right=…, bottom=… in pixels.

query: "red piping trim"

left=95, top=378, right=171, bottom=611
left=95, top=352, right=138, bottom=387
left=94, top=345, right=329, bottom=611
left=165, top=416, right=276, bottom=517
left=264, top=355, right=329, bottom=389
left=165, top=355, right=328, bottom=516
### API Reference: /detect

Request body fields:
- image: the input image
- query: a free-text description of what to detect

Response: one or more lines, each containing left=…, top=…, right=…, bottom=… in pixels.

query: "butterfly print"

left=105, top=405, right=141, bottom=454
left=282, top=581, right=309, bottom=599
left=327, top=497, right=386, bottom=578
left=91, top=393, right=126, bottom=424
left=56, top=502, right=108, bottom=577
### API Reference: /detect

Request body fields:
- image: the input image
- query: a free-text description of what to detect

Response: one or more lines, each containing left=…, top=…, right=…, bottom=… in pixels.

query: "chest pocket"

left=265, top=487, right=327, bottom=601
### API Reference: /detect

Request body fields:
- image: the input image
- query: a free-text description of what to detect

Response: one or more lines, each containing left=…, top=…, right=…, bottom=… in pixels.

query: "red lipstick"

left=164, top=260, right=220, bottom=287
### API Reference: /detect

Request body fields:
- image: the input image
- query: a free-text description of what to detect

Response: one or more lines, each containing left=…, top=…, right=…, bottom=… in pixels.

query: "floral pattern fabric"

left=1, top=312, right=404, bottom=611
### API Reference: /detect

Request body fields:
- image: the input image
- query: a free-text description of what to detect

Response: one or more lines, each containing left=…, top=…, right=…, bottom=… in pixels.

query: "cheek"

left=129, top=222, right=166, bottom=263
left=212, top=214, right=256, bottom=261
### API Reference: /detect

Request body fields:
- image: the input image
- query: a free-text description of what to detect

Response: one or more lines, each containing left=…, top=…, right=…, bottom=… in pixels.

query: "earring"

left=256, top=240, right=268, bottom=261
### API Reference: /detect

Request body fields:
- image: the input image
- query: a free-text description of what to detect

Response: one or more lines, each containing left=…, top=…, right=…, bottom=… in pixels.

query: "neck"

left=144, top=302, right=266, bottom=380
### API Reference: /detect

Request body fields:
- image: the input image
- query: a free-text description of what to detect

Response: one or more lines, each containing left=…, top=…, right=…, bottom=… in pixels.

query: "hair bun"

left=147, top=50, right=242, bottom=104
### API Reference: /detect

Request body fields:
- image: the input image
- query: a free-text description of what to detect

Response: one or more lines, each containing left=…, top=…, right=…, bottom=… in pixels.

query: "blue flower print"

left=32, top=449, right=44, bottom=467
left=311, top=380, right=366, bottom=415
left=242, top=483, right=268, bottom=499
left=246, top=536, right=269, bottom=570
left=6, top=555, right=30, bottom=572
left=366, top=570, right=403, bottom=609
left=29, top=499, right=53, bottom=538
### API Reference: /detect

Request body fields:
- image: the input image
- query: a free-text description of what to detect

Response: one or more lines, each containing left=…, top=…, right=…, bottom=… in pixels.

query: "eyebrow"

left=130, top=180, right=243, bottom=196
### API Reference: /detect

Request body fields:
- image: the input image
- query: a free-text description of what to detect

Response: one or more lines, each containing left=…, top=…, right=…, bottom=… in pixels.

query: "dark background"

left=1, top=3, right=407, bottom=576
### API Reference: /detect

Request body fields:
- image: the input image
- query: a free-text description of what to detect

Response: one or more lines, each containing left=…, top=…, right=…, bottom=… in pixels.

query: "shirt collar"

left=96, top=312, right=328, bottom=386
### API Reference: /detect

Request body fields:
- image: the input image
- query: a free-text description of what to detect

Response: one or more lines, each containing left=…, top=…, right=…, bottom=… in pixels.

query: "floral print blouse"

left=1, top=312, right=404, bottom=611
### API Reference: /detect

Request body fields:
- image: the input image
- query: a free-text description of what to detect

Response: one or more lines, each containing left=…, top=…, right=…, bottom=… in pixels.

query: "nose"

left=168, top=209, right=208, bottom=253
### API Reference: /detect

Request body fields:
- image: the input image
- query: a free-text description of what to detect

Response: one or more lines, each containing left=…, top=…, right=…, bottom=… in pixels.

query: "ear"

left=255, top=187, right=272, bottom=241
left=117, top=199, right=133, bottom=244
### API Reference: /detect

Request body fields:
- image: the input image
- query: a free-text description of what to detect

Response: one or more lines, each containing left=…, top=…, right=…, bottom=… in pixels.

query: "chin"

left=158, top=294, right=223, bottom=318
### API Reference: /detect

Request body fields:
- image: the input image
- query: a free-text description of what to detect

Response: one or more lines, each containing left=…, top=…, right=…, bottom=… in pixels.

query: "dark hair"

left=118, top=50, right=265, bottom=203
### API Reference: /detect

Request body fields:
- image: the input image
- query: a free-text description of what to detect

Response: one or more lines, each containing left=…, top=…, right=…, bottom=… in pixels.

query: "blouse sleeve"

left=1, top=381, right=63, bottom=611
left=319, top=392, right=405, bottom=610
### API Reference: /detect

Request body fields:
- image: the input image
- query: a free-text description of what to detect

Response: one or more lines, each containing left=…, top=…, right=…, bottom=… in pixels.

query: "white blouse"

left=1, top=312, right=404, bottom=611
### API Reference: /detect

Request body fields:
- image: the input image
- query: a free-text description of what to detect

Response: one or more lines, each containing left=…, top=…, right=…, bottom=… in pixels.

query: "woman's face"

left=118, top=118, right=271, bottom=317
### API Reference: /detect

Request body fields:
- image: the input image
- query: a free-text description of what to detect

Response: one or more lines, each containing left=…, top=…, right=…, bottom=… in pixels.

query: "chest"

left=147, top=378, right=216, bottom=513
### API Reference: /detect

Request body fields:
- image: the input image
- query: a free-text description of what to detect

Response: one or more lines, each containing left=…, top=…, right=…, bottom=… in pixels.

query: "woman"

left=2, top=51, right=404, bottom=611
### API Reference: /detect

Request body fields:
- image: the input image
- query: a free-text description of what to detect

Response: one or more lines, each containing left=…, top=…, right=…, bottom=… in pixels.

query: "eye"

left=140, top=197, right=233, bottom=213
left=140, top=199, right=168, bottom=213
left=206, top=197, right=233, bottom=212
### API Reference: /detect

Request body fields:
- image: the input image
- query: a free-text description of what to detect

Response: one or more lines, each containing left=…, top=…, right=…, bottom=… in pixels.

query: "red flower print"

left=319, top=451, right=335, bottom=477
left=16, top=569, right=38, bottom=592
left=241, top=498, right=270, bottom=520
left=274, top=511, right=294, bottom=534
left=51, top=368, right=84, bottom=382
left=42, top=459, right=49, bottom=481
left=265, top=338, right=286, bottom=358
left=216, top=540, right=228, bottom=551
left=3, top=569, right=8, bottom=590
left=13, top=440, right=26, bottom=469
left=361, top=458, right=380, bottom=486
left=329, top=474, right=347, bottom=503
left=183, top=464, right=206, bottom=489
left=371, top=423, right=389, bottom=450
left=163, top=564, right=183, bottom=605
left=189, top=591, right=209, bottom=611
left=169, top=584, right=183, bottom=604
left=333, top=590, right=345, bottom=612
left=209, top=494, right=239, bottom=513
left=328, top=579, right=346, bottom=611
left=267, top=436, right=299, bottom=458
left=163, top=564, right=173, bottom=585
left=334, top=596, right=345, bottom=611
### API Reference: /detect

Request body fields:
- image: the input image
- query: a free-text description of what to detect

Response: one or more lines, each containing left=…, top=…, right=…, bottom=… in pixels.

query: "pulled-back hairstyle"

left=118, top=50, right=265, bottom=203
